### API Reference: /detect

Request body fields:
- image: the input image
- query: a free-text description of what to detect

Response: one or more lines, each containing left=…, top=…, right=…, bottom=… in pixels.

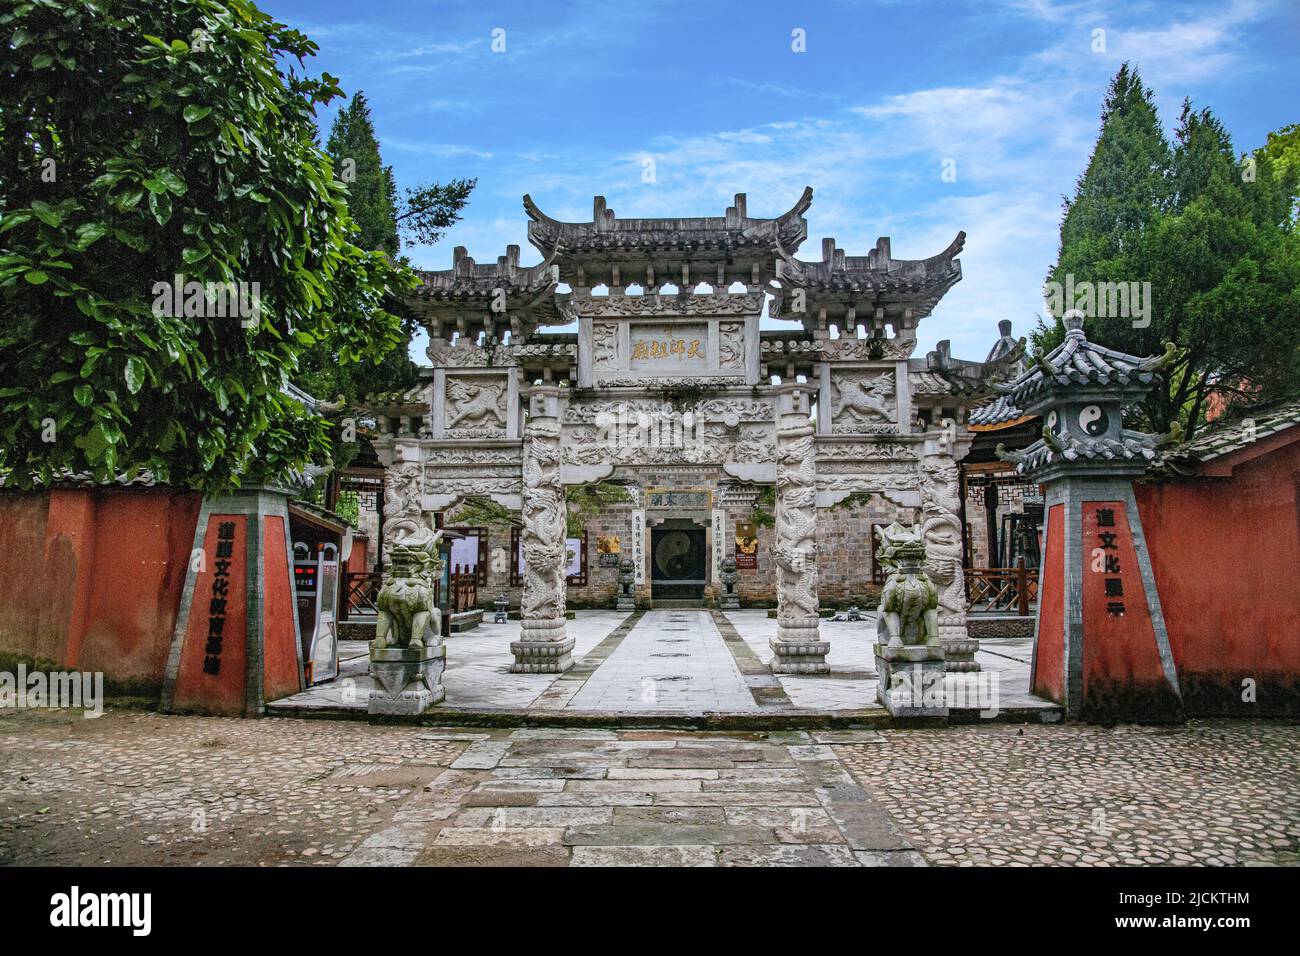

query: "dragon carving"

left=774, top=430, right=819, bottom=621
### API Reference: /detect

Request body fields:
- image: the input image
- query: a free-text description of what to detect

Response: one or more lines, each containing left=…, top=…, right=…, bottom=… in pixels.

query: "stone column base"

left=369, top=644, right=446, bottom=716
left=939, top=620, right=979, bottom=672
left=511, top=618, right=574, bottom=673
left=942, top=638, right=981, bottom=672
left=770, top=619, right=830, bottom=674
left=875, top=643, right=948, bottom=718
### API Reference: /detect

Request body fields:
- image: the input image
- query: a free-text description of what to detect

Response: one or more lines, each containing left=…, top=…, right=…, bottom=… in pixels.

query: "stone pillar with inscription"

left=511, top=385, right=574, bottom=673
left=770, top=383, right=829, bottom=673
left=160, top=485, right=304, bottom=717
left=996, top=313, right=1182, bottom=720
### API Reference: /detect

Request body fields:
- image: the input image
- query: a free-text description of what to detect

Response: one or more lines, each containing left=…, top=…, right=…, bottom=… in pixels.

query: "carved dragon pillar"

left=381, top=459, right=430, bottom=565
left=920, top=446, right=978, bottom=671
left=770, top=383, right=829, bottom=674
left=510, top=385, right=574, bottom=673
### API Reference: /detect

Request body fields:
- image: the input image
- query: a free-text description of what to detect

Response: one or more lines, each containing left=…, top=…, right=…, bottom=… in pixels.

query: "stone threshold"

left=263, top=701, right=1063, bottom=730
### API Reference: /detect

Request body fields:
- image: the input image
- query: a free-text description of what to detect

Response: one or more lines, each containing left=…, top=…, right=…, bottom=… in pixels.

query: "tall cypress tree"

left=324, top=92, right=400, bottom=257
left=299, top=91, right=474, bottom=407
left=1036, top=65, right=1300, bottom=438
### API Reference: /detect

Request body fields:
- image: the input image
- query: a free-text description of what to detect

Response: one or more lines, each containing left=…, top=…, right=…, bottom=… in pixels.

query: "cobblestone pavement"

left=2, top=710, right=1296, bottom=866
left=836, top=722, right=1300, bottom=866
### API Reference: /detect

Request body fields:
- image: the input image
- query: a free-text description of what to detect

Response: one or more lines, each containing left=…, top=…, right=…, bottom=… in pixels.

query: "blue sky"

left=267, top=0, right=1297, bottom=362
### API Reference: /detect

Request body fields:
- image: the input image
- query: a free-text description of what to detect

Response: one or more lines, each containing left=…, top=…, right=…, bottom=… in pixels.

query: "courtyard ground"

left=274, top=608, right=1055, bottom=719
left=2, top=708, right=1296, bottom=867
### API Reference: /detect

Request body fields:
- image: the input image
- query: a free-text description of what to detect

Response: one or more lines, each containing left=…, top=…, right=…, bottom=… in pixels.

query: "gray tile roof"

left=995, top=313, right=1172, bottom=409
left=1160, top=400, right=1300, bottom=468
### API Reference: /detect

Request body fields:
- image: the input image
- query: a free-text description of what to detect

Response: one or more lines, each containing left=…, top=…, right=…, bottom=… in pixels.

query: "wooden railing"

left=449, top=564, right=478, bottom=614
left=966, top=559, right=1038, bottom=615
left=344, top=566, right=479, bottom=618
left=343, top=571, right=382, bottom=617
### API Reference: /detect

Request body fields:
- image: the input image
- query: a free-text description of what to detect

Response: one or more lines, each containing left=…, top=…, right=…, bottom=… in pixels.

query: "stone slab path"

left=564, top=610, right=758, bottom=713
left=339, top=726, right=920, bottom=867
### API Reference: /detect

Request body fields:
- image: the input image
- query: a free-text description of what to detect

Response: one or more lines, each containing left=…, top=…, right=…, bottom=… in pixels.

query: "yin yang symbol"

left=1046, top=410, right=1062, bottom=435
left=1078, top=404, right=1109, bottom=437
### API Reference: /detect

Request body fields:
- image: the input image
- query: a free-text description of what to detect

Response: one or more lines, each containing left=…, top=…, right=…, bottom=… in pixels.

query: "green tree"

left=297, top=88, right=475, bottom=449
left=1036, top=66, right=1300, bottom=438
left=0, top=0, right=414, bottom=494
left=1260, top=123, right=1300, bottom=191
left=323, top=91, right=399, bottom=257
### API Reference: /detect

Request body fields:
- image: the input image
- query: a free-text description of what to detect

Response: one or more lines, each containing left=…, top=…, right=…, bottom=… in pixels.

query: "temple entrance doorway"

left=650, top=526, right=706, bottom=603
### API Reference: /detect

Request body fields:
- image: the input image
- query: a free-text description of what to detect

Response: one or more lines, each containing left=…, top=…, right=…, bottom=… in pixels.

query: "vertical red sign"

left=1081, top=501, right=1163, bottom=693
left=173, top=514, right=247, bottom=714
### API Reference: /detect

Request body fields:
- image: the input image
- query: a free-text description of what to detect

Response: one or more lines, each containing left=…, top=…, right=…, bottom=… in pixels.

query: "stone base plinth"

left=875, top=642, right=947, bottom=718
left=616, top=595, right=636, bottom=612
left=943, top=638, right=981, bottom=672
left=718, top=595, right=740, bottom=611
left=771, top=618, right=829, bottom=674
left=939, top=619, right=979, bottom=672
left=368, top=644, right=446, bottom=716
left=511, top=618, right=574, bottom=673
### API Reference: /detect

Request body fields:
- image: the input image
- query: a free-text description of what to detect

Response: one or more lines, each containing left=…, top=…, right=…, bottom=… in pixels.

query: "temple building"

left=363, top=189, right=1024, bottom=673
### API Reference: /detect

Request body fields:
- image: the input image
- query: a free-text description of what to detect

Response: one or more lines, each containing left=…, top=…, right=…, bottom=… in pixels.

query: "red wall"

left=0, top=488, right=201, bottom=691
left=1032, top=503, right=1066, bottom=702
left=1136, top=440, right=1300, bottom=714
left=262, top=515, right=301, bottom=702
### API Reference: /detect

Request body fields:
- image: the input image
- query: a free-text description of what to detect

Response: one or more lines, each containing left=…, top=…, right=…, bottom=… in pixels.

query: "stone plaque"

left=647, top=488, right=712, bottom=511
left=629, top=324, right=707, bottom=372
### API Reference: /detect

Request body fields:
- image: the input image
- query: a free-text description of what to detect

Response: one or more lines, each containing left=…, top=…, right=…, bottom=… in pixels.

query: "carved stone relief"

left=445, top=375, right=508, bottom=438
left=592, top=322, right=618, bottom=369
left=577, top=291, right=764, bottom=316
left=821, top=336, right=917, bottom=360
left=831, top=371, right=896, bottom=431
left=381, top=461, right=430, bottom=561
left=919, top=454, right=974, bottom=667
left=771, top=392, right=827, bottom=674
left=512, top=395, right=574, bottom=673
left=718, top=322, right=745, bottom=369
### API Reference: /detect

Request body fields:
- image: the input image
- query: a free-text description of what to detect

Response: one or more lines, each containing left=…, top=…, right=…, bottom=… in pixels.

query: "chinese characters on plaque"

left=1089, top=505, right=1128, bottom=617
left=203, top=520, right=238, bottom=676
left=630, top=338, right=703, bottom=361
left=631, top=510, right=646, bottom=584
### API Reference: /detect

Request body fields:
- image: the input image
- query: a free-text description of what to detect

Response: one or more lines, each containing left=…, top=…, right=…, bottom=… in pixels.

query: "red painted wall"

left=0, top=489, right=200, bottom=691
left=0, top=493, right=56, bottom=663
left=1136, top=439, right=1300, bottom=714
left=1032, top=503, right=1065, bottom=702
left=262, top=515, right=302, bottom=702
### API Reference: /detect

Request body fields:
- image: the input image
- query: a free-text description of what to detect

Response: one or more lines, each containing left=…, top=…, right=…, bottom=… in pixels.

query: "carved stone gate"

left=366, top=189, right=1024, bottom=675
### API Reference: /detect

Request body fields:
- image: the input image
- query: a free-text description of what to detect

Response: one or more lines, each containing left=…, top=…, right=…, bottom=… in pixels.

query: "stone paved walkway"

left=3, top=709, right=1296, bottom=867
left=565, top=610, right=757, bottom=713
